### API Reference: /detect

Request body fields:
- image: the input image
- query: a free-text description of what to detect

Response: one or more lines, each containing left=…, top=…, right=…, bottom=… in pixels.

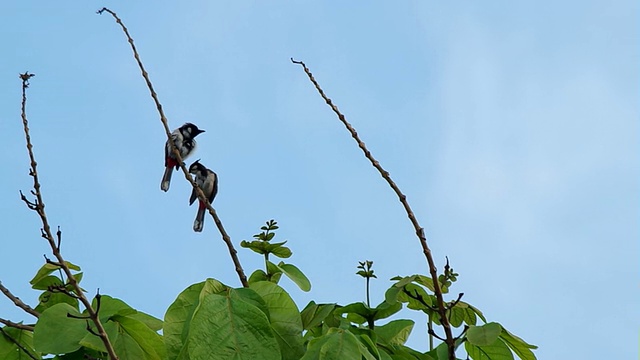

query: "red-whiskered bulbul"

left=161, top=123, right=205, bottom=192
left=189, top=160, right=218, bottom=232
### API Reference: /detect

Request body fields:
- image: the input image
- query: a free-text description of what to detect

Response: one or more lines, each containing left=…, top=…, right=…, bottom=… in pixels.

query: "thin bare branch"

left=0, top=327, right=38, bottom=360
left=291, top=58, right=456, bottom=360
left=98, top=7, right=248, bottom=287
left=0, top=281, right=40, bottom=318
left=18, top=73, right=119, bottom=360
left=0, top=318, right=35, bottom=332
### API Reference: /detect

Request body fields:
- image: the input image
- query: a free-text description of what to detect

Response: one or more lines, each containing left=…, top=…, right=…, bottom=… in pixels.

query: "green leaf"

left=35, top=288, right=79, bottom=313
left=249, top=269, right=269, bottom=284
left=300, top=301, right=337, bottom=330
left=163, top=281, right=206, bottom=360
left=467, top=323, right=502, bottom=346
left=79, top=321, right=119, bottom=353
left=111, top=315, right=166, bottom=360
left=250, top=281, right=305, bottom=360
left=413, top=275, right=436, bottom=292
left=241, top=240, right=268, bottom=254
left=129, top=311, right=163, bottom=332
left=277, top=262, right=311, bottom=292
left=373, top=301, right=402, bottom=321
left=499, top=327, right=537, bottom=360
left=465, top=338, right=514, bottom=360
left=188, top=290, right=281, bottom=360
left=396, top=283, right=434, bottom=312
left=337, top=302, right=370, bottom=324
left=30, top=263, right=63, bottom=287
left=301, top=328, right=368, bottom=360
left=468, top=303, right=487, bottom=323
left=0, top=327, right=40, bottom=360
left=270, top=243, right=292, bottom=258
left=375, top=319, right=414, bottom=346
left=33, top=303, right=86, bottom=354
left=31, top=274, right=63, bottom=290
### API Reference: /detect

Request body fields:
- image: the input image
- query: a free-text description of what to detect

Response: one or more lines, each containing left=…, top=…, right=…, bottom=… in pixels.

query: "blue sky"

left=1, top=1, right=637, bottom=359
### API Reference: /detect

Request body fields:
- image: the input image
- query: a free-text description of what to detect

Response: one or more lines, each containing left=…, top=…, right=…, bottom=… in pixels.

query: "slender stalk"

left=0, top=281, right=40, bottom=318
left=18, top=73, right=119, bottom=360
left=97, top=8, right=248, bottom=287
left=291, top=59, right=456, bottom=360
left=0, top=318, right=34, bottom=332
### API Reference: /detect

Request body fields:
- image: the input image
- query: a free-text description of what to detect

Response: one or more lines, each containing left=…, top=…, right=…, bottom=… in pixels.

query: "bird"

left=188, top=160, right=218, bottom=232
left=161, top=123, right=205, bottom=192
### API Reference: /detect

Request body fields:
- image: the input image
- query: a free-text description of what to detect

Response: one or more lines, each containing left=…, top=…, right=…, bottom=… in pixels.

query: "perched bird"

left=189, top=160, right=218, bottom=232
left=161, top=123, right=205, bottom=192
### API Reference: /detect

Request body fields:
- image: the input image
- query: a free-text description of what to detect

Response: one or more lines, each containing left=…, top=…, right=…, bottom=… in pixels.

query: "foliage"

left=2, top=220, right=536, bottom=360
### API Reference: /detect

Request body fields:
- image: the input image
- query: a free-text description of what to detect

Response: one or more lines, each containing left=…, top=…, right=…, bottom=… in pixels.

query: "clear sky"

left=1, top=1, right=637, bottom=359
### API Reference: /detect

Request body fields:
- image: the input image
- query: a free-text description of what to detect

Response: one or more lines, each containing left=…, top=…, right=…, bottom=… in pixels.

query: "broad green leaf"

left=33, top=303, right=86, bottom=354
left=0, top=327, right=39, bottom=360
left=79, top=320, right=119, bottom=353
left=199, top=278, right=227, bottom=301
left=188, top=290, right=281, bottom=360
left=453, top=301, right=477, bottom=326
left=337, top=302, right=370, bottom=324
left=385, top=285, right=401, bottom=304
left=30, top=261, right=81, bottom=288
left=164, top=281, right=206, bottom=360
left=112, top=315, right=166, bottom=360
left=271, top=244, right=292, bottom=258
left=468, top=303, right=487, bottom=323
left=397, top=284, right=434, bottom=311
left=31, top=274, right=63, bottom=290
left=413, top=275, right=436, bottom=292
left=301, top=328, right=367, bottom=360
left=30, top=263, right=63, bottom=287
left=36, top=289, right=79, bottom=313
left=249, top=269, right=269, bottom=284
left=356, top=333, right=379, bottom=360
left=277, top=262, right=311, bottom=292
left=129, top=311, right=163, bottom=332
left=465, top=338, right=514, bottom=360
left=92, top=295, right=138, bottom=322
left=300, top=301, right=337, bottom=330
left=233, top=287, right=270, bottom=319
left=241, top=240, right=290, bottom=257
left=373, top=301, right=402, bottom=321
left=449, top=305, right=466, bottom=327
left=467, top=323, right=502, bottom=346
left=251, top=281, right=305, bottom=360
left=499, top=327, right=537, bottom=360
left=375, top=319, right=414, bottom=346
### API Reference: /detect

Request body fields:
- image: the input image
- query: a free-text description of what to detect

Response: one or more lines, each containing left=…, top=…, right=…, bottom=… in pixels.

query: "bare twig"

left=0, top=327, right=38, bottom=360
left=0, top=281, right=40, bottom=318
left=291, top=58, right=456, bottom=360
left=18, top=73, right=119, bottom=360
left=0, top=318, right=35, bottom=332
left=97, top=7, right=248, bottom=288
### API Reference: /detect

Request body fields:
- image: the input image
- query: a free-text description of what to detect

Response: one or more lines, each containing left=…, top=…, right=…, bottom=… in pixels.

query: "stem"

left=98, top=8, right=248, bottom=287
left=291, top=59, right=456, bottom=360
left=18, top=73, right=119, bottom=360
left=365, top=277, right=371, bottom=308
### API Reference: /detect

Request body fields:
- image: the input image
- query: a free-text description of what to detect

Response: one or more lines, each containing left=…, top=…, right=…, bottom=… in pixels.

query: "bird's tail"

left=161, top=166, right=173, bottom=192
left=193, top=202, right=206, bottom=232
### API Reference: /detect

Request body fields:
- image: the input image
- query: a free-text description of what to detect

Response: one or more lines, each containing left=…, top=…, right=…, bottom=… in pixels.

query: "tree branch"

left=0, top=318, right=34, bottom=332
left=291, top=58, right=457, bottom=360
left=18, top=72, right=119, bottom=360
left=0, top=281, right=40, bottom=318
left=97, top=7, right=248, bottom=288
